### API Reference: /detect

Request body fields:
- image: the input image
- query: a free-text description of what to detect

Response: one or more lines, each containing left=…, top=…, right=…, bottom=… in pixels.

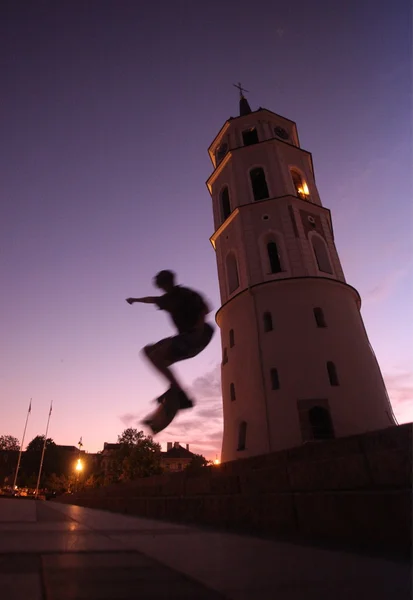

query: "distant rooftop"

left=101, top=441, right=194, bottom=459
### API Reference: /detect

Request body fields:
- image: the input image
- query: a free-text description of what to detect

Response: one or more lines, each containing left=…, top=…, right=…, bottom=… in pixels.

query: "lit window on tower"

left=291, top=169, right=310, bottom=200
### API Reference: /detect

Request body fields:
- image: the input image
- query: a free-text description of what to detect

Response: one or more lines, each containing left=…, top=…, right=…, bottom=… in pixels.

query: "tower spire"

left=233, top=82, right=252, bottom=116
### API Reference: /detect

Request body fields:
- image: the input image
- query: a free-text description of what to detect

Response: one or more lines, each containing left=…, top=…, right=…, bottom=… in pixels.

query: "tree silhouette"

left=21, top=436, right=59, bottom=487
left=113, top=428, right=162, bottom=481
left=0, top=435, right=20, bottom=451
left=185, top=453, right=210, bottom=472
left=26, top=435, right=55, bottom=452
left=117, top=428, right=144, bottom=446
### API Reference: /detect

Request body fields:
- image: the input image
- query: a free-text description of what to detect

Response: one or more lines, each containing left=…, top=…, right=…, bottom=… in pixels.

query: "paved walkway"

left=0, top=498, right=410, bottom=599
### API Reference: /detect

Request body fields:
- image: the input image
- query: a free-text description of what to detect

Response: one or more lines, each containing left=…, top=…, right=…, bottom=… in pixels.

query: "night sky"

left=1, top=0, right=412, bottom=459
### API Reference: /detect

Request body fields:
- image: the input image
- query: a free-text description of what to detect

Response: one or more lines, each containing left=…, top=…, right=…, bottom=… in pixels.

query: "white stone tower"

left=207, top=90, right=397, bottom=463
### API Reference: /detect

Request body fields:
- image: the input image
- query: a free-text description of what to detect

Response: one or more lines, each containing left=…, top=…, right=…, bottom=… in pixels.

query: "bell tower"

left=207, top=90, right=397, bottom=463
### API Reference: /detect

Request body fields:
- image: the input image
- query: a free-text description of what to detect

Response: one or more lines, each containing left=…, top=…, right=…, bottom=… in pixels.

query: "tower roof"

left=239, top=94, right=252, bottom=116
left=233, top=82, right=252, bottom=116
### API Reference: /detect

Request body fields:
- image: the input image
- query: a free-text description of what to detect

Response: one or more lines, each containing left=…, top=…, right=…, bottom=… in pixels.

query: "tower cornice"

left=208, top=121, right=232, bottom=158
left=208, top=108, right=297, bottom=155
left=206, top=151, right=232, bottom=193
left=206, top=136, right=315, bottom=185
left=215, top=277, right=362, bottom=325
left=209, top=207, right=240, bottom=249
left=209, top=195, right=333, bottom=249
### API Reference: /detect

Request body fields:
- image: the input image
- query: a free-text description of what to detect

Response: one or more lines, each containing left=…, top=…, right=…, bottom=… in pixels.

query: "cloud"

left=383, top=368, right=413, bottom=425
left=197, top=406, right=223, bottom=419
left=160, top=365, right=224, bottom=456
left=190, top=367, right=222, bottom=399
left=207, top=430, right=224, bottom=441
left=384, top=370, right=413, bottom=405
left=363, top=267, right=408, bottom=304
left=119, top=413, right=137, bottom=427
left=117, top=364, right=224, bottom=459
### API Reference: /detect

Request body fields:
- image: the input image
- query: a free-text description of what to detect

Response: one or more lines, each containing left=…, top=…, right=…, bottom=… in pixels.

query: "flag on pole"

left=49, top=401, right=53, bottom=416
left=78, top=437, right=83, bottom=448
left=28, top=399, right=32, bottom=414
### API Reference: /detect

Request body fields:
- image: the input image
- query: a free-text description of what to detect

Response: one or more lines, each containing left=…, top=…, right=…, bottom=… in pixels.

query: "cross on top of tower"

left=233, top=82, right=252, bottom=116
left=233, top=82, right=249, bottom=98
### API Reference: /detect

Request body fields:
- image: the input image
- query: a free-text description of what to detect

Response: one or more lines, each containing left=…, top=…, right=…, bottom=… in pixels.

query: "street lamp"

left=74, top=458, right=83, bottom=493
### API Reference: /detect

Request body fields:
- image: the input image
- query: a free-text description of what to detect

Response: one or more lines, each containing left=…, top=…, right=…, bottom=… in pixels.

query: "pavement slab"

left=0, top=498, right=410, bottom=599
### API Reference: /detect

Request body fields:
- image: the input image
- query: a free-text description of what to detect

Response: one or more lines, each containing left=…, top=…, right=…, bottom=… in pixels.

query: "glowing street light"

left=213, top=457, right=221, bottom=465
left=75, top=458, right=83, bottom=472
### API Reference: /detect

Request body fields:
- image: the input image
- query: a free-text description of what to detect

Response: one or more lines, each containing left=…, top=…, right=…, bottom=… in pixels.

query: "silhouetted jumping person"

left=126, top=270, right=214, bottom=429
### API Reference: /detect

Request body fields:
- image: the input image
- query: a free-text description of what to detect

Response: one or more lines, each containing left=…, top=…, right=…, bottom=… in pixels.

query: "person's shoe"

left=154, top=387, right=194, bottom=409
left=177, top=389, right=194, bottom=410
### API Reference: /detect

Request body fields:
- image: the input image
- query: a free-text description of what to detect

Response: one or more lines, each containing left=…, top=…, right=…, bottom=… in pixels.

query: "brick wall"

left=55, top=424, right=412, bottom=556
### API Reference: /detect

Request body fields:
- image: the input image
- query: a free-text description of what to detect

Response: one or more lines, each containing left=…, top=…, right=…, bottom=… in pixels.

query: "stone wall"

left=55, top=424, right=412, bottom=556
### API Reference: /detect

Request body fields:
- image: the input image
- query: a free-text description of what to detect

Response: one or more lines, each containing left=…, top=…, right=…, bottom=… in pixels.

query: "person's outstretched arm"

left=126, top=296, right=158, bottom=305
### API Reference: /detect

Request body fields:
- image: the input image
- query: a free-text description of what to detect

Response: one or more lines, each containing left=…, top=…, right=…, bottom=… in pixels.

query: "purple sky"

left=1, top=1, right=412, bottom=459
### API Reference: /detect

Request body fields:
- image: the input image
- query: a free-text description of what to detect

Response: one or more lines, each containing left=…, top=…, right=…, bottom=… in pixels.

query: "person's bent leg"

left=142, top=340, right=182, bottom=390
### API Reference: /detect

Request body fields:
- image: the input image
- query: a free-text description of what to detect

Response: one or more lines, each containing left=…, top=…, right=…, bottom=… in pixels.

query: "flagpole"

left=13, top=398, right=32, bottom=491
left=35, top=401, right=53, bottom=499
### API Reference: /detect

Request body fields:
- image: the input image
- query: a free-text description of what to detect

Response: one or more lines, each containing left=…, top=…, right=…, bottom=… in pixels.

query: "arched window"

left=270, top=368, right=280, bottom=390
left=267, top=241, right=282, bottom=273
left=230, top=383, right=236, bottom=401
left=313, top=307, right=326, bottom=328
left=312, top=236, right=333, bottom=274
left=309, top=407, right=334, bottom=440
left=242, top=128, right=259, bottom=146
left=290, top=169, right=309, bottom=199
left=215, top=142, right=228, bottom=165
left=226, top=253, right=240, bottom=294
left=221, top=187, right=231, bottom=222
left=229, top=329, right=235, bottom=347
left=263, top=311, right=273, bottom=332
left=250, top=168, right=269, bottom=201
left=327, top=361, right=339, bottom=386
left=237, top=421, right=247, bottom=450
